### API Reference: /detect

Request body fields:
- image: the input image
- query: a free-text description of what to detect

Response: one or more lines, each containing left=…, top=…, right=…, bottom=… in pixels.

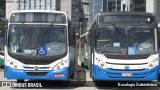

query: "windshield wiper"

left=106, top=23, right=125, bottom=38
left=40, top=23, right=53, bottom=40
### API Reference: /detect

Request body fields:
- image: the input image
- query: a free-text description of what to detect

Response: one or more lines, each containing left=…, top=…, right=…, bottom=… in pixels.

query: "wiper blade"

left=107, top=23, right=125, bottom=38
left=112, top=24, right=125, bottom=38
left=40, top=23, right=53, bottom=40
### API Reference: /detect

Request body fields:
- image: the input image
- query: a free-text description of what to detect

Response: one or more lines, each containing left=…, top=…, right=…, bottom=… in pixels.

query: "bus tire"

left=17, top=79, right=24, bottom=83
left=94, top=80, right=102, bottom=87
left=0, top=65, right=4, bottom=69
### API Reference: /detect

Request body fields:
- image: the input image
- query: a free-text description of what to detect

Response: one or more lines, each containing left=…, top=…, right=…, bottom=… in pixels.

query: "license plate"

left=122, top=73, right=132, bottom=77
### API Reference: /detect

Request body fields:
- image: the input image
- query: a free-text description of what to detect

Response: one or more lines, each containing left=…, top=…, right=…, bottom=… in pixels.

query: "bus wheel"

left=93, top=78, right=102, bottom=86
left=0, top=65, right=4, bottom=69
left=17, top=79, right=24, bottom=83
left=94, top=80, right=102, bottom=87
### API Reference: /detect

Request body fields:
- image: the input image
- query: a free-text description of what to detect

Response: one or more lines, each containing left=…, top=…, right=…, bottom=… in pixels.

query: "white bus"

left=86, top=12, right=159, bottom=85
left=4, top=10, right=76, bottom=82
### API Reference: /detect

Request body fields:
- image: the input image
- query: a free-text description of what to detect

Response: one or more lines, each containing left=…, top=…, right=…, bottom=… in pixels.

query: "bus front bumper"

left=93, top=65, right=158, bottom=81
left=5, top=66, right=69, bottom=81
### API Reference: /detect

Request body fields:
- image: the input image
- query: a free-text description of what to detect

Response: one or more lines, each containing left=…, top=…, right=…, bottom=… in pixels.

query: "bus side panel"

left=4, top=46, right=7, bottom=78
left=90, top=27, right=96, bottom=78
left=4, top=65, right=7, bottom=78
left=158, top=52, right=160, bottom=74
left=68, top=23, right=76, bottom=77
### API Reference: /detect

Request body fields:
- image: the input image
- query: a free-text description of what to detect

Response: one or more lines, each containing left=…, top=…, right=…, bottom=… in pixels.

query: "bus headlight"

left=148, top=58, right=158, bottom=69
left=14, top=65, right=17, bottom=68
left=96, top=57, right=106, bottom=69
left=10, top=62, right=13, bottom=65
left=52, top=60, right=68, bottom=71
left=8, top=60, right=18, bottom=69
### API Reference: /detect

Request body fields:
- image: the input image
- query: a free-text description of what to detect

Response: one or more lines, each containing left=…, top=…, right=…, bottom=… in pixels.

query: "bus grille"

left=21, top=60, right=53, bottom=65
left=23, top=66, right=50, bottom=69
left=26, top=72, right=48, bottom=76
left=106, top=62, right=148, bottom=65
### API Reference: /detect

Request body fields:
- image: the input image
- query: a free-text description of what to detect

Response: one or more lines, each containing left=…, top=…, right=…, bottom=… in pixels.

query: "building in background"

left=59, top=0, right=72, bottom=19
left=102, top=0, right=146, bottom=12
left=87, top=0, right=160, bottom=28
left=88, top=0, right=102, bottom=28
left=5, top=0, right=160, bottom=23
left=0, top=0, right=5, bottom=17
left=82, top=0, right=90, bottom=31
left=103, top=0, right=123, bottom=12
left=146, top=0, right=160, bottom=23
left=132, top=0, right=146, bottom=11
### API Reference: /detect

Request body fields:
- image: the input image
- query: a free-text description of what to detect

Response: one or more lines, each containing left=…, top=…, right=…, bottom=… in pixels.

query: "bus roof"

left=10, top=10, right=67, bottom=14
left=97, top=11, right=156, bottom=25
left=9, top=10, right=68, bottom=24
left=9, top=10, right=67, bottom=19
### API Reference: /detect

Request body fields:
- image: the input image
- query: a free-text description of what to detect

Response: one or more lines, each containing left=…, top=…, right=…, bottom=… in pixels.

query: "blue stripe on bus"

left=5, top=66, right=69, bottom=81
left=158, top=52, right=160, bottom=74
left=93, top=65, right=158, bottom=81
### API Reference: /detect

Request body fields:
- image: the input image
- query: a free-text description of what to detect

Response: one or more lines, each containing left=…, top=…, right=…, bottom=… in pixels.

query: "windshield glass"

left=96, top=26, right=155, bottom=55
left=8, top=24, right=67, bottom=56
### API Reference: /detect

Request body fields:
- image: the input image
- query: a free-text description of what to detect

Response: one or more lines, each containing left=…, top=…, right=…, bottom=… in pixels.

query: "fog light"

left=153, top=60, right=156, bottom=63
left=64, top=60, right=68, bottom=63
left=149, top=64, right=153, bottom=68
left=96, top=58, right=99, bottom=60
left=61, top=63, right=64, bottom=66
left=101, top=64, right=104, bottom=67
left=14, top=65, right=17, bottom=68
left=10, top=62, right=13, bottom=65
left=57, top=66, right=60, bottom=70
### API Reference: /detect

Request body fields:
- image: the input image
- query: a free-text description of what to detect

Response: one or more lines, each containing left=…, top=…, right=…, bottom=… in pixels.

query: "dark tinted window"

left=10, top=12, right=66, bottom=24
left=99, top=15, right=154, bottom=24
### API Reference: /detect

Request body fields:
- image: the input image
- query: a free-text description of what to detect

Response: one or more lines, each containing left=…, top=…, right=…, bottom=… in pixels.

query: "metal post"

left=24, top=0, right=25, bottom=10
left=115, top=0, right=117, bottom=11
left=50, top=0, right=52, bottom=10
left=18, top=0, right=20, bottom=10
left=29, top=0, right=31, bottom=10
left=34, top=0, right=36, bottom=10
left=107, top=0, right=108, bottom=12
left=93, top=0, right=94, bottom=20
left=78, top=22, right=82, bottom=66
left=40, top=0, right=41, bottom=9
left=45, top=0, right=46, bottom=10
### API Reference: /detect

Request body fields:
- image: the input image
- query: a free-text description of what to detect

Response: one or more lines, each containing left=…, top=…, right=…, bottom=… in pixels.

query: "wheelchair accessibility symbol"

left=128, top=47, right=136, bottom=55
left=38, top=47, right=47, bottom=55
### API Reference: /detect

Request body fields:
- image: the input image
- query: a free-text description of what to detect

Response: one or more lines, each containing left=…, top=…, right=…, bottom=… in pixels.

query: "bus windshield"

left=8, top=24, right=67, bottom=56
left=96, top=25, right=155, bottom=55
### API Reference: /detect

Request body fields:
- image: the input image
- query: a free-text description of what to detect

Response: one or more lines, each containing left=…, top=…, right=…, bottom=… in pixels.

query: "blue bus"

left=86, top=12, right=159, bottom=84
left=4, top=10, right=76, bottom=82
